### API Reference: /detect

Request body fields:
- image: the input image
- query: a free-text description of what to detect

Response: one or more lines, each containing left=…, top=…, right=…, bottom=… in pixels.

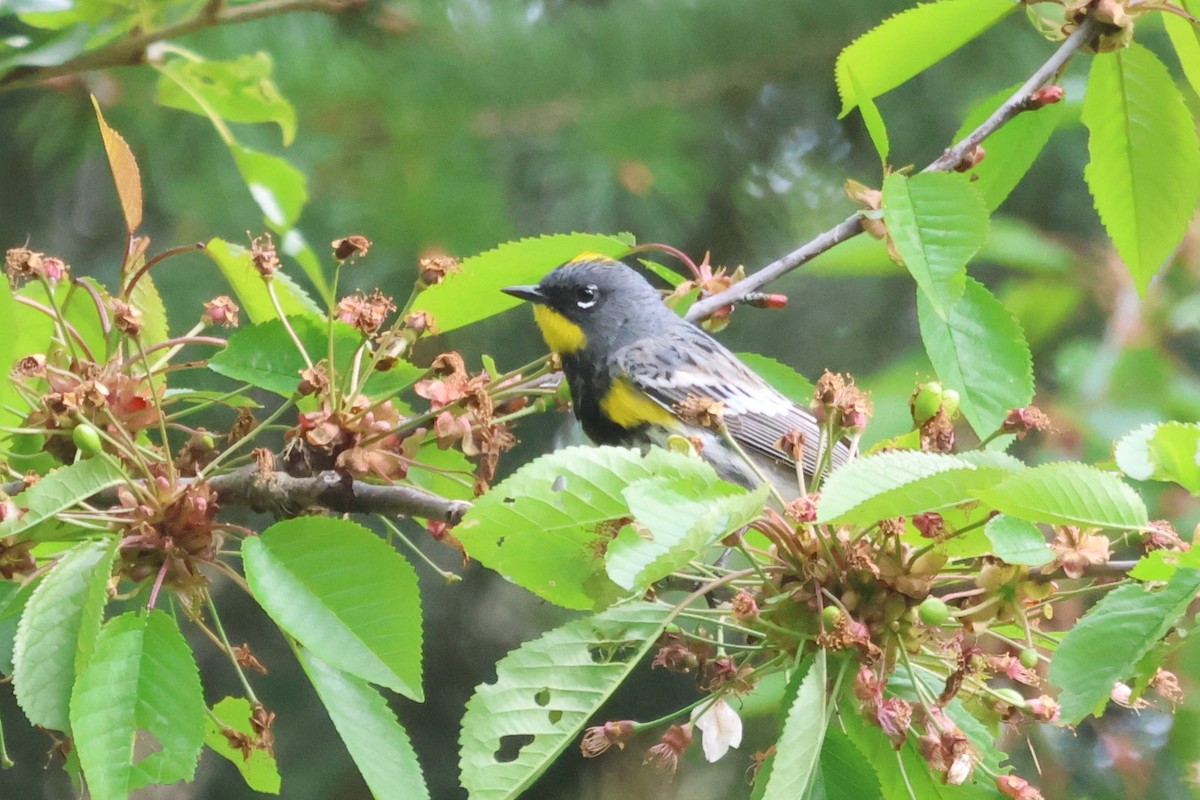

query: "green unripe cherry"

left=72, top=423, right=103, bottom=458
left=1019, top=647, right=1040, bottom=669
left=821, top=605, right=842, bottom=628
left=917, top=596, right=950, bottom=626
left=993, top=687, right=1025, bottom=708
left=911, top=381, right=944, bottom=424
left=941, top=389, right=961, bottom=418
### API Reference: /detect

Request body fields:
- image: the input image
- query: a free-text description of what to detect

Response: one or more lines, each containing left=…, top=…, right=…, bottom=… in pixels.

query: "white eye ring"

left=576, top=284, right=599, bottom=309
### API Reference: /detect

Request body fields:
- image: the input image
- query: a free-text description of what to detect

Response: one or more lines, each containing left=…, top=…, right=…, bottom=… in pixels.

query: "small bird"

left=503, top=254, right=848, bottom=497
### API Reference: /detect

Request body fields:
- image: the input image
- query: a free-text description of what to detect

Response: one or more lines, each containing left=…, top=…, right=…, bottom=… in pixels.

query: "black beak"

left=501, top=284, right=545, bottom=303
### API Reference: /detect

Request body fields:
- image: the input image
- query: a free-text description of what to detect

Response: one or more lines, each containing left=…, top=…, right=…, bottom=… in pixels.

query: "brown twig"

left=0, top=0, right=367, bottom=93
left=684, top=14, right=1102, bottom=323
left=2, top=465, right=471, bottom=525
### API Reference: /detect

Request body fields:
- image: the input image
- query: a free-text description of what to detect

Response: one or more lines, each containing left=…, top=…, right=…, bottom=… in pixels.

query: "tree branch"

left=0, top=0, right=367, bottom=93
left=684, top=14, right=1102, bottom=323
left=2, top=466, right=471, bottom=525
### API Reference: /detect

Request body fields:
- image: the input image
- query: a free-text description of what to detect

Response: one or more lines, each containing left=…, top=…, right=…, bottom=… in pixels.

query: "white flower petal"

left=691, top=699, right=743, bottom=763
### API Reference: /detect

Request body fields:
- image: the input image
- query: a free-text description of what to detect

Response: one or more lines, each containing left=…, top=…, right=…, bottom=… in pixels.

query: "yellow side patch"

left=601, top=379, right=676, bottom=430
left=568, top=251, right=618, bottom=265
left=532, top=305, right=587, bottom=354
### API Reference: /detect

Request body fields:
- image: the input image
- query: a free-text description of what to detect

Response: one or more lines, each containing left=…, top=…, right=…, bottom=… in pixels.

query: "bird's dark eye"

left=575, top=284, right=599, bottom=309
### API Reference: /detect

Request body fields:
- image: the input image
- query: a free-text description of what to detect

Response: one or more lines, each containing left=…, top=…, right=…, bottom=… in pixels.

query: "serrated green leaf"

left=0, top=282, right=55, bottom=448
left=298, top=649, right=429, bottom=800
left=606, top=480, right=767, bottom=592
left=954, top=82, right=1066, bottom=211
left=208, top=314, right=422, bottom=398
left=918, top=276, right=1033, bottom=438
left=70, top=610, right=205, bottom=798
left=979, top=462, right=1148, bottom=530
left=156, top=53, right=297, bottom=146
left=1083, top=43, right=1200, bottom=292
left=737, top=353, right=816, bottom=404
left=984, top=515, right=1051, bottom=566
left=847, top=65, right=889, bottom=162
left=1153, top=422, right=1200, bottom=493
left=126, top=270, right=169, bottom=348
left=1051, top=568, right=1200, bottom=723
left=834, top=0, right=1016, bottom=117
left=204, top=237, right=322, bottom=325
left=1164, top=4, right=1200, bottom=101
left=411, top=234, right=631, bottom=333
left=884, top=172, right=987, bottom=319
left=813, top=725, right=882, bottom=800
left=12, top=538, right=116, bottom=730
left=204, top=697, right=281, bottom=794
left=457, top=446, right=721, bottom=610
left=1128, top=548, right=1200, bottom=583
left=0, top=577, right=39, bottom=676
left=0, top=457, right=127, bottom=542
left=762, top=649, right=827, bottom=800
left=243, top=517, right=423, bottom=700
left=1114, top=423, right=1158, bottom=481
left=459, top=602, right=671, bottom=800
left=817, top=451, right=1014, bottom=524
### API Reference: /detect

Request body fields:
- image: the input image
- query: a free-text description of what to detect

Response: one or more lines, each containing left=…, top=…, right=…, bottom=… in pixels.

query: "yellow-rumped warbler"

left=503, top=254, right=848, bottom=496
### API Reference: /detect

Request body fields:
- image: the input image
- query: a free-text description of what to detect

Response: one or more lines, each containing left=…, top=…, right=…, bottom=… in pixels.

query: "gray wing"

left=611, top=329, right=847, bottom=477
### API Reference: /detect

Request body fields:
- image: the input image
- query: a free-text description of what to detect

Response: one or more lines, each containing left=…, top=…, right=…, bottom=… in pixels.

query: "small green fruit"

left=910, top=382, right=944, bottom=424
left=72, top=423, right=103, bottom=458
left=1018, top=647, right=1040, bottom=669
left=917, top=596, right=950, bottom=626
left=993, top=687, right=1025, bottom=708
left=941, top=389, right=961, bottom=418
left=821, top=605, right=842, bottom=627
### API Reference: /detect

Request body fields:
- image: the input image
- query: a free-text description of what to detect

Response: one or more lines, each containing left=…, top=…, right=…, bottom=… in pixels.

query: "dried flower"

left=580, top=720, right=636, bottom=758
left=250, top=233, right=280, bottom=278
left=676, top=395, right=724, bottom=429
left=731, top=590, right=758, bottom=623
left=1000, top=406, right=1053, bottom=439
left=1150, top=669, right=1184, bottom=708
left=912, top=512, right=946, bottom=539
left=691, top=699, right=742, bottom=763
left=202, top=296, right=241, bottom=328
left=644, top=724, right=693, bottom=774
left=784, top=493, right=819, bottom=523
left=110, top=299, right=143, bottom=337
left=418, top=254, right=461, bottom=286
left=1143, top=520, right=1189, bottom=553
left=997, top=774, right=1045, bottom=800
left=234, top=643, right=268, bottom=675
left=336, top=290, right=396, bottom=336
left=332, top=235, right=371, bottom=262
left=1050, top=526, right=1111, bottom=579
left=5, top=247, right=41, bottom=285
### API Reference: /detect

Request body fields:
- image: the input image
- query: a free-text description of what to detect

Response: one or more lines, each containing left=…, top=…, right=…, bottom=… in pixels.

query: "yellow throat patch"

left=600, top=378, right=676, bottom=429
left=532, top=305, right=587, bottom=354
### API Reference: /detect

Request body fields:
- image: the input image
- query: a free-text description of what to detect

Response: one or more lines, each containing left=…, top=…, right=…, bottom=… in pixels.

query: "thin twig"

left=685, top=15, right=1101, bottom=322
left=0, top=0, right=367, bottom=93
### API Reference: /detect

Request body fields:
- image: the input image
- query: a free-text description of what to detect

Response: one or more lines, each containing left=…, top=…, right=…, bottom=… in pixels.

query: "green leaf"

left=208, top=314, right=423, bottom=398
left=406, top=443, right=477, bottom=503
left=1116, top=422, right=1200, bottom=494
left=1050, top=568, right=1200, bottom=724
left=817, top=450, right=1016, bottom=524
left=70, top=610, right=206, bottom=798
left=231, top=143, right=308, bottom=229
left=954, top=82, right=1067, bottom=210
left=1128, top=548, right=1200, bottom=583
left=762, top=650, right=828, bottom=800
left=411, top=234, right=631, bottom=333
left=298, top=648, right=429, bottom=800
left=459, top=602, right=671, bottom=800
left=834, top=0, right=1016, bottom=117
left=243, top=517, right=423, bottom=700
left=883, top=172, right=987, bottom=318
left=156, top=53, right=297, bottom=145
left=12, top=538, right=116, bottom=731
left=984, top=515, right=1051, bottom=566
left=127, top=271, right=170, bottom=347
left=0, top=282, right=55, bottom=447
left=1083, top=43, right=1200, bottom=292
left=204, top=697, right=281, bottom=794
left=1164, top=4, right=1200, bottom=101
left=814, top=726, right=882, bottom=800
left=736, top=353, right=816, bottom=404
left=0, top=577, right=39, bottom=676
left=457, top=446, right=721, bottom=610
left=979, top=462, right=1148, bottom=530
left=917, top=276, right=1033, bottom=438
left=847, top=65, right=889, bottom=162
left=0, top=458, right=127, bottom=541
left=606, top=480, right=767, bottom=591
left=204, top=237, right=322, bottom=325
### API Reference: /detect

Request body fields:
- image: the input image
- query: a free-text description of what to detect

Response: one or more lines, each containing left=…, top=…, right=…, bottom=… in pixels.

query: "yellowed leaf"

left=90, top=96, right=143, bottom=234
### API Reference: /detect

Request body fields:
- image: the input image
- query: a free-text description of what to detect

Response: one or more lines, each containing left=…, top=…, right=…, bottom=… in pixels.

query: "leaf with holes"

left=457, top=446, right=723, bottom=610
left=918, top=276, right=1033, bottom=438
left=411, top=233, right=632, bottom=333
left=243, top=517, right=423, bottom=700
left=299, top=648, right=429, bottom=800
left=91, top=97, right=142, bottom=233
left=834, top=0, right=1015, bottom=117
left=203, top=697, right=281, bottom=795
left=1051, top=568, right=1200, bottom=723
left=156, top=53, right=296, bottom=145
left=817, top=450, right=1016, bottom=524
left=979, top=462, right=1147, bottom=530
left=12, top=537, right=116, bottom=731
left=1083, top=43, right=1200, bottom=292
left=884, top=172, right=987, bottom=319
left=0, top=458, right=126, bottom=541
left=70, top=610, right=205, bottom=798
left=459, top=602, right=671, bottom=800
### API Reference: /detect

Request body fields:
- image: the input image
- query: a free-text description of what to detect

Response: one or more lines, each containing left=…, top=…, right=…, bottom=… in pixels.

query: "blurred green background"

left=3, top=0, right=1200, bottom=797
